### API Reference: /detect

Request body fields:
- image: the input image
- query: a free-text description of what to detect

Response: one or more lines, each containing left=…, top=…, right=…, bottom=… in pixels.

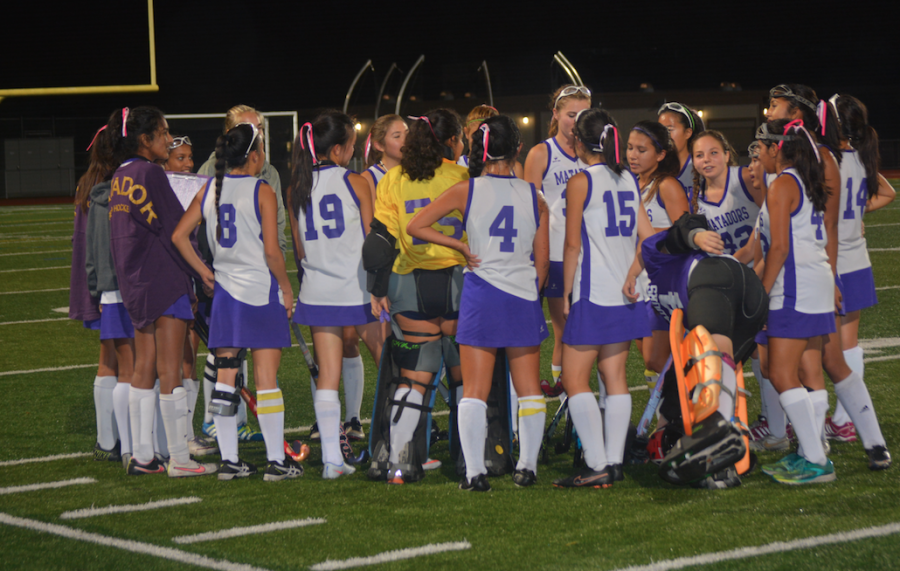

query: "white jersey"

left=837, top=150, right=872, bottom=275
left=366, top=164, right=387, bottom=188
left=642, top=181, right=674, bottom=229
left=696, top=166, right=759, bottom=256
left=678, top=157, right=694, bottom=205
left=297, top=165, right=369, bottom=307
left=464, top=175, right=540, bottom=301
left=573, top=164, right=641, bottom=307
left=757, top=168, right=833, bottom=314
left=540, top=138, right=586, bottom=262
left=203, top=175, right=280, bottom=307
left=457, top=155, right=469, bottom=168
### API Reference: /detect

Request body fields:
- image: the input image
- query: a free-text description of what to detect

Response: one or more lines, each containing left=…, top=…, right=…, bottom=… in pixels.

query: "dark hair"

left=467, top=115, right=521, bottom=178
left=289, top=110, right=354, bottom=211
left=400, top=108, right=462, bottom=181
left=770, top=84, right=842, bottom=167
left=835, top=94, right=880, bottom=199
left=365, top=114, right=404, bottom=168
left=689, top=130, right=739, bottom=213
left=548, top=85, right=591, bottom=138
left=106, top=106, right=166, bottom=165
left=765, top=119, right=827, bottom=212
left=630, top=120, right=679, bottom=205
left=213, top=123, right=262, bottom=241
left=74, top=125, right=117, bottom=213
left=658, top=102, right=705, bottom=151
left=574, top=108, right=624, bottom=175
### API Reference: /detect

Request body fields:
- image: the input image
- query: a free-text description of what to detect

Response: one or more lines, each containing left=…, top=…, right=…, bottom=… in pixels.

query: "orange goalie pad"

left=668, top=309, right=722, bottom=436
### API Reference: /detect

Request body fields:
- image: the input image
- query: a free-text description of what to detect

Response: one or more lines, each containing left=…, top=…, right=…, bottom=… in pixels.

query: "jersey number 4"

left=489, top=205, right=518, bottom=252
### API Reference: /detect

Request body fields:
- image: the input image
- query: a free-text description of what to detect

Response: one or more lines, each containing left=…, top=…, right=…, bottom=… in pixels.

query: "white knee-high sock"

left=342, top=356, right=364, bottom=422
left=458, top=398, right=488, bottom=480
left=129, top=387, right=156, bottom=464
left=780, top=388, right=827, bottom=465
left=604, top=394, right=632, bottom=465
left=760, top=373, right=785, bottom=437
left=389, top=387, right=423, bottom=464
left=212, top=383, right=239, bottom=463
left=203, top=354, right=216, bottom=424
left=516, top=396, right=545, bottom=472
left=508, top=374, right=519, bottom=434
left=257, top=388, right=285, bottom=462
left=152, top=380, right=168, bottom=458
left=113, top=382, right=131, bottom=455
left=810, top=390, right=829, bottom=442
left=834, top=372, right=885, bottom=448
left=315, top=389, right=342, bottom=466
left=160, top=387, right=190, bottom=464
left=718, top=365, right=737, bottom=421
left=94, top=376, right=118, bottom=449
left=183, top=378, right=199, bottom=439
left=751, top=357, right=767, bottom=418
left=568, top=392, right=608, bottom=471
left=833, top=347, right=865, bottom=425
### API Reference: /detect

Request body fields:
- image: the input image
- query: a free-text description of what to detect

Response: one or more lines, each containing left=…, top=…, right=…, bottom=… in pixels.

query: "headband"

left=364, top=133, right=372, bottom=162
left=782, top=119, right=820, bottom=163
left=233, top=122, right=260, bottom=159
left=600, top=124, right=620, bottom=164
left=631, top=126, right=662, bottom=151
left=86, top=125, right=107, bottom=151
left=816, top=100, right=828, bottom=137
left=658, top=102, right=695, bottom=132
left=408, top=115, right=439, bottom=142
left=477, top=123, right=514, bottom=163
left=299, top=122, right=318, bottom=164
left=121, top=108, right=130, bottom=137
left=554, top=86, right=591, bottom=108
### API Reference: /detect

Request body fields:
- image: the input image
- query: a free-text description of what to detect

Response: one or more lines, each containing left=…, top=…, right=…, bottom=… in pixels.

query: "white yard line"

left=60, top=497, right=202, bottom=520
left=0, top=265, right=69, bottom=273
left=0, top=287, right=69, bottom=295
left=0, top=221, right=72, bottom=227
left=868, top=247, right=900, bottom=252
left=0, top=363, right=96, bottom=377
left=0, top=317, right=69, bottom=326
left=0, top=478, right=96, bottom=495
left=0, top=512, right=271, bottom=571
left=0, top=452, right=91, bottom=467
left=172, top=518, right=325, bottom=544
left=309, top=541, right=472, bottom=571
left=611, top=522, right=900, bottom=571
left=865, top=222, right=900, bottom=227
left=0, top=249, right=69, bottom=257
left=875, top=285, right=900, bottom=291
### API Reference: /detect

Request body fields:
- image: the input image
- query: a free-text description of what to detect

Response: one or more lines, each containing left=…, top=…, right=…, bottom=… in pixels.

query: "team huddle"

left=69, top=83, right=894, bottom=492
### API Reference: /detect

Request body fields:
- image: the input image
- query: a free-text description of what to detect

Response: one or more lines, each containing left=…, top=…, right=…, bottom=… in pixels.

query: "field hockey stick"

left=290, top=321, right=369, bottom=464
left=635, top=354, right=673, bottom=439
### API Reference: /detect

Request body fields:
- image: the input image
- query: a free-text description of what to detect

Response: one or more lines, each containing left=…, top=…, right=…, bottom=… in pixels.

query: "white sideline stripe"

left=0, top=363, right=96, bottom=377
left=172, top=517, right=325, bottom=544
left=869, top=247, right=900, bottom=252
left=0, top=512, right=271, bottom=571
left=0, top=287, right=69, bottom=295
left=0, top=249, right=69, bottom=257
left=859, top=337, right=900, bottom=349
left=863, top=354, right=900, bottom=364
left=0, top=452, right=91, bottom=467
left=60, top=497, right=202, bottom=520
left=0, top=478, right=96, bottom=495
left=865, top=222, right=900, bottom=227
left=310, top=541, right=472, bottom=571
left=875, top=285, right=900, bottom=290
left=0, top=317, right=69, bottom=326
left=611, top=522, right=900, bottom=571
left=0, top=220, right=72, bottom=227
left=0, top=265, right=69, bottom=273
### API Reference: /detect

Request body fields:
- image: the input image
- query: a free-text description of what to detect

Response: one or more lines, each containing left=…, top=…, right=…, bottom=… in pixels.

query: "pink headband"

left=600, top=124, right=620, bottom=164
left=86, top=125, right=107, bottom=151
left=299, top=122, right=318, bottom=164
left=364, top=133, right=372, bottom=162
left=816, top=100, right=828, bottom=136
left=480, top=123, right=491, bottom=162
left=121, top=108, right=130, bottom=137
left=783, top=119, right=821, bottom=163
left=408, top=115, right=439, bottom=142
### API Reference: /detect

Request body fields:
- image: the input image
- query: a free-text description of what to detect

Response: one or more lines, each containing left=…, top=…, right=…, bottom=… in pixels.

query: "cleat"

left=309, top=421, right=320, bottom=441
left=771, top=457, right=836, bottom=485
left=761, top=453, right=804, bottom=476
left=749, top=417, right=770, bottom=441
left=121, top=453, right=132, bottom=470
left=608, top=463, right=624, bottom=482
left=540, top=378, right=564, bottom=398
left=459, top=473, right=491, bottom=492
left=218, top=458, right=257, bottom=481
left=188, top=436, right=218, bottom=456
left=749, top=434, right=790, bottom=452
left=323, top=461, right=356, bottom=480
left=866, top=446, right=892, bottom=471
left=126, top=456, right=167, bottom=475
left=553, top=466, right=613, bottom=489
left=824, top=417, right=857, bottom=442
left=339, top=424, right=356, bottom=464
left=167, top=458, right=217, bottom=478
left=94, top=441, right=121, bottom=462
left=422, top=458, right=442, bottom=471
left=237, top=423, right=264, bottom=442
left=264, top=457, right=304, bottom=481
left=202, top=421, right=217, bottom=438
left=694, top=466, right=742, bottom=489
left=512, top=468, right=537, bottom=488
left=822, top=436, right=831, bottom=455
left=343, top=417, right=365, bottom=441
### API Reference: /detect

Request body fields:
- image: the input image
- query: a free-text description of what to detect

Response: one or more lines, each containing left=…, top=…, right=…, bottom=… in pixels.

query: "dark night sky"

left=2, top=1, right=898, bottom=135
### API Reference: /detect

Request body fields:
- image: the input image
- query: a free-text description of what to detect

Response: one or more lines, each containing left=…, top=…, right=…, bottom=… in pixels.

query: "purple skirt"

left=100, top=302, right=135, bottom=340
left=83, top=318, right=101, bottom=331
left=160, top=294, right=194, bottom=321
left=838, top=267, right=877, bottom=314
left=208, top=282, right=290, bottom=349
left=543, top=261, right=564, bottom=298
left=293, top=301, right=377, bottom=327
left=563, top=299, right=651, bottom=346
left=766, top=307, right=836, bottom=339
left=456, top=273, right=548, bottom=348
left=644, top=300, right=669, bottom=333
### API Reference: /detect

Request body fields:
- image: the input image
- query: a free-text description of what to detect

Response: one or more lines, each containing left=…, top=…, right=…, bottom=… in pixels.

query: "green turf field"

left=1, top=188, right=899, bottom=570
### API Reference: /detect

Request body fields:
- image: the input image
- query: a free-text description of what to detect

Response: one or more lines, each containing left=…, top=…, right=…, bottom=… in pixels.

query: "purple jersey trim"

left=343, top=170, right=365, bottom=235
left=541, top=140, right=552, bottom=183
left=462, top=178, right=475, bottom=228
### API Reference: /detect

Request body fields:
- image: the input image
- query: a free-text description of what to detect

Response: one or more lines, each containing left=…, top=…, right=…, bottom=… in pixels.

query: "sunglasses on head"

left=657, top=102, right=695, bottom=132
left=554, top=86, right=591, bottom=107
left=168, top=136, right=192, bottom=150
left=769, top=84, right=817, bottom=113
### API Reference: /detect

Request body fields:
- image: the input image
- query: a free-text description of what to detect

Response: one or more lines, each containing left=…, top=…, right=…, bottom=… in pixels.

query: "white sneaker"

left=749, top=434, right=791, bottom=452
left=168, top=457, right=218, bottom=478
left=323, top=462, right=356, bottom=479
left=422, top=458, right=442, bottom=471
left=188, top=436, right=218, bottom=456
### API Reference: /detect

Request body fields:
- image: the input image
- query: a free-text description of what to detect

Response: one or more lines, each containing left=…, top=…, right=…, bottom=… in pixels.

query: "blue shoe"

left=237, top=423, right=265, bottom=442
left=202, top=422, right=217, bottom=438
left=761, top=453, right=804, bottom=476
left=772, top=458, right=836, bottom=485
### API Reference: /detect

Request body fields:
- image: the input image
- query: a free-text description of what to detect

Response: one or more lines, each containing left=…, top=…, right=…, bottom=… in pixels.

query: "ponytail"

left=467, top=115, right=520, bottom=178
left=835, top=94, right=881, bottom=198
left=574, top=108, right=624, bottom=175
left=288, top=110, right=354, bottom=212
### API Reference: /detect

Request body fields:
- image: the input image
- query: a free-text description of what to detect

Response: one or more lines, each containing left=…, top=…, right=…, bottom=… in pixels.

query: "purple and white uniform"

left=678, top=156, right=694, bottom=205
left=366, top=163, right=387, bottom=188
left=456, top=175, right=548, bottom=347
left=638, top=180, right=676, bottom=331
left=696, top=166, right=759, bottom=257
left=642, top=232, right=707, bottom=322
left=562, top=164, right=650, bottom=345
left=757, top=168, right=835, bottom=338
left=293, top=165, right=374, bottom=327
left=836, top=149, right=877, bottom=313
left=540, top=138, right=586, bottom=297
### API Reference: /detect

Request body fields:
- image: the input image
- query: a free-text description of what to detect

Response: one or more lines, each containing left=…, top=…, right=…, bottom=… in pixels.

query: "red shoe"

left=824, top=417, right=858, bottom=442
left=540, top=378, right=565, bottom=397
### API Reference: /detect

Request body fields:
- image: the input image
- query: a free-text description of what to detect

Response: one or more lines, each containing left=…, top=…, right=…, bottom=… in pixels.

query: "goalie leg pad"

left=658, top=411, right=746, bottom=485
left=441, top=335, right=461, bottom=368
left=669, top=309, right=724, bottom=436
left=208, top=388, right=240, bottom=417
left=391, top=337, right=443, bottom=373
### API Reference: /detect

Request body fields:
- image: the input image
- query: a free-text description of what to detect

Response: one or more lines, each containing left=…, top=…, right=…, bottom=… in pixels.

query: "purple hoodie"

left=68, top=206, right=101, bottom=322
left=108, top=157, right=198, bottom=329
